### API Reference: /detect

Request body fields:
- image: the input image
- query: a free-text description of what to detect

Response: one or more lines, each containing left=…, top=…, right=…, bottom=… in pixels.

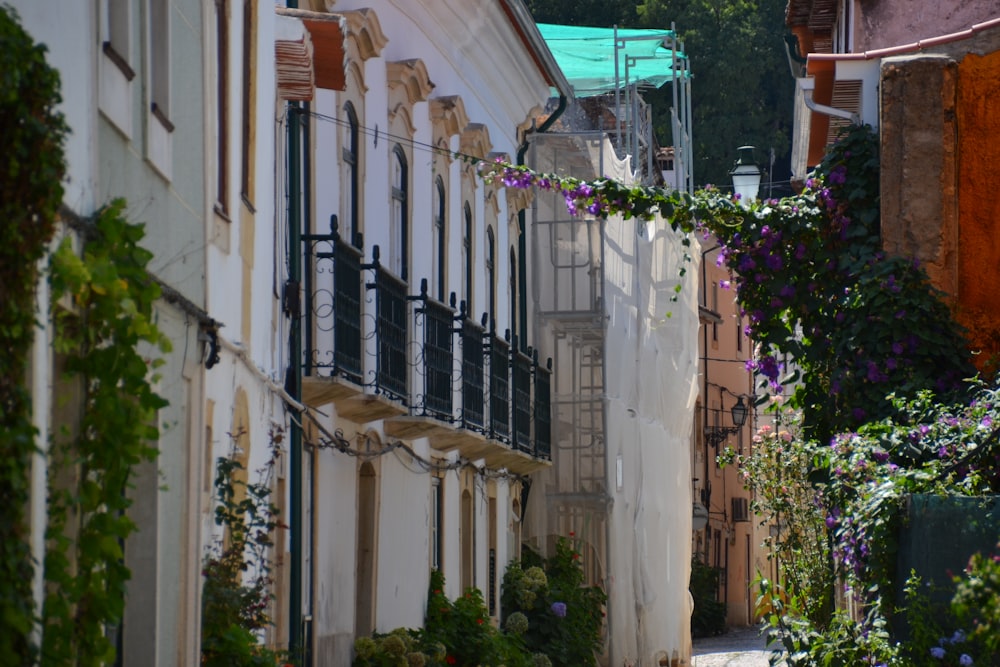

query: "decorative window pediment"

left=387, top=59, right=435, bottom=106
left=342, top=8, right=388, bottom=61
left=430, top=95, right=470, bottom=139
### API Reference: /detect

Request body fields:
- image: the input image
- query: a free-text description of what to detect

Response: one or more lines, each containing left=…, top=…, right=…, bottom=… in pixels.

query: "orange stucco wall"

left=957, top=49, right=1000, bottom=372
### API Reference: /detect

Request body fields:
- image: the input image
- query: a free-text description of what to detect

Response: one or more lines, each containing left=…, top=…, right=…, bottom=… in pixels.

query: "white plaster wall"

left=374, top=439, right=434, bottom=629
left=10, top=4, right=99, bottom=214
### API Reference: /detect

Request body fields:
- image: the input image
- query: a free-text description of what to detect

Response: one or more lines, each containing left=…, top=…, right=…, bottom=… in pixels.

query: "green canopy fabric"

left=537, top=23, right=687, bottom=97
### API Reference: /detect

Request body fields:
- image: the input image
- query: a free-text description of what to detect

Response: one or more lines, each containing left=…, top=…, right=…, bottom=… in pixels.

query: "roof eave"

left=498, top=0, right=575, bottom=100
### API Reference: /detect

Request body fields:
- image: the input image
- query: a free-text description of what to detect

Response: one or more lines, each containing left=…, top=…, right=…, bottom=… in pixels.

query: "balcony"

left=302, top=217, right=551, bottom=472
left=301, top=221, right=407, bottom=422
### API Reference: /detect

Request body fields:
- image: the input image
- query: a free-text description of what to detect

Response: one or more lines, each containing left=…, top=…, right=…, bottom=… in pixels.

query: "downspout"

left=515, top=93, right=567, bottom=349
left=284, top=0, right=304, bottom=659
left=798, top=77, right=860, bottom=125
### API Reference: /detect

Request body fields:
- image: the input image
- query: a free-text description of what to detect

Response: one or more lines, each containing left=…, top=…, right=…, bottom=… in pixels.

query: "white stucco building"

left=14, top=0, right=216, bottom=662
left=284, top=1, right=572, bottom=663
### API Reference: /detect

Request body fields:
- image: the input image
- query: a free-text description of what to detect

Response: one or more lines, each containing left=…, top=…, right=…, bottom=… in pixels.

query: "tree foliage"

left=636, top=0, right=794, bottom=189
left=0, top=6, right=67, bottom=662
left=523, top=0, right=795, bottom=190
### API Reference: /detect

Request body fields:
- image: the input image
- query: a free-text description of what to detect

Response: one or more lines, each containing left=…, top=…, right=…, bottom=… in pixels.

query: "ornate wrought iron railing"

left=459, top=307, right=486, bottom=433
left=302, top=216, right=363, bottom=384
left=488, top=332, right=510, bottom=443
left=534, top=355, right=552, bottom=461
left=414, top=281, right=455, bottom=421
left=512, top=340, right=533, bottom=453
left=366, top=246, right=408, bottom=403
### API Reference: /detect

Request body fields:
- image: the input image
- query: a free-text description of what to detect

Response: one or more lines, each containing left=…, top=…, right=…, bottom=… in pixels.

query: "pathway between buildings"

left=691, top=625, right=775, bottom=667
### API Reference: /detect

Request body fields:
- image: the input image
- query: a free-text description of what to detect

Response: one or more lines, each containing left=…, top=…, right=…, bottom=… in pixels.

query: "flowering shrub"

left=501, top=538, right=607, bottom=667
left=201, top=436, right=285, bottom=666
left=719, top=412, right=834, bottom=625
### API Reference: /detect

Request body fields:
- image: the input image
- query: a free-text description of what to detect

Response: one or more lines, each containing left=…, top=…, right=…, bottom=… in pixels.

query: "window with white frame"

left=434, top=176, right=447, bottom=301
left=463, top=202, right=473, bottom=312
left=391, top=145, right=409, bottom=281
left=486, top=227, right=496, bottom=329
left=149, top=0, right=172, bottom=131
left=342, top=102, right=360, bottom=247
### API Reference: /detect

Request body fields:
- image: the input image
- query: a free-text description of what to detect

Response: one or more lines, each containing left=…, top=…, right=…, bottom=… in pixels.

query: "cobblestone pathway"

left=691, top=625, right=775, bottom=667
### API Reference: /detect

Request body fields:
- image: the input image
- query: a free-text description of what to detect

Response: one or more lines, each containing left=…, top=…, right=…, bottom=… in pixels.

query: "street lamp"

left=704, top=396, right=748, bottom=448
left=730, top=146, right=762, bottom=205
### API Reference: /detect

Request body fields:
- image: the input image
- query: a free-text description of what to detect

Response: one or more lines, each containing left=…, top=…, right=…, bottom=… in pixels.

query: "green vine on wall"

left=43, top=201, right=171, bottom=664
left=0, top=6, right=67, bottom=662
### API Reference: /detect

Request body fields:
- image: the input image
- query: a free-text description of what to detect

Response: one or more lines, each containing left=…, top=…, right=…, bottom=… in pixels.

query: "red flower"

left=476, top=618, right=484, bottom=624
left=447, top=656, right=457, bottom=665
left=569, top=531, right=575, bottom=536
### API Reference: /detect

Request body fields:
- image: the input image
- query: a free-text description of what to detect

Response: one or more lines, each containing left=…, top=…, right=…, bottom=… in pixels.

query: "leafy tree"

left=524, top=0, right=795, bottom=190
left=636, top=0, right=794, bottom=190
left=523, top=0, right=636, bottom=27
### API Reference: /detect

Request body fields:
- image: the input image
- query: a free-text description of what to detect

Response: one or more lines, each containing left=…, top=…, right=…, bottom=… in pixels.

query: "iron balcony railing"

left=302, top=216, right=363, bottom=384
left=414, top=280, right=455, bottom=421
left=300, top=219, right=551, bottom=460
left=512, top=339, right=533, bottom=453
left=366, top=246, right=409, bottom=403
left=534, top=355, right=552, bottom=461
left=459, top=307, right=486, bottom=433
left=488, top=332, right=510, bottom=443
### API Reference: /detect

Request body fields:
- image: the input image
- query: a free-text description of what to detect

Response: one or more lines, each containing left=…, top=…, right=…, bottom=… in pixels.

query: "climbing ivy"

left=0, top=7, right=67, bottom=663
left=43, top=201, right=171, bottom=665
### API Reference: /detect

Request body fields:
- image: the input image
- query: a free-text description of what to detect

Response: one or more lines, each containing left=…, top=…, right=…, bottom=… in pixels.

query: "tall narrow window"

left=240, top=0, right=255, bottom=205
left=343, top=102, right=360, bottom=246
left=461, top=489, right=474, bottom=592
left=430, top=477, right=443, bottom=571
left=150, top=0, right=173, bottom=131
left=391, top=146, right=408, bottom=280
left=103, top=0, right=134, bottom=78
left=214, top=0, right=229, bottom=213
left=434, top=177, right=446, bottom=301
left=463, top=202, right=473, bottom=312
left=509, top=248, right=517, bottom=339
left=356, top=463, right=377, bottom=637
left=486, top=228, right=495, bottom=329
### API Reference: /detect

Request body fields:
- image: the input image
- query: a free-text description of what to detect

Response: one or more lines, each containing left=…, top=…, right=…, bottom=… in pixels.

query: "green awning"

left=537, top=23, right=687, bottom=97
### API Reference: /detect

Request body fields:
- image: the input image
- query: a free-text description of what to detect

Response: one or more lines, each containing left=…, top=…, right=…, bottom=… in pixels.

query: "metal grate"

left=334, top=238, right=363, bottom=383
left=488, top=334, right=510, bottom=443
left=370, top=253, right=408, bottom=402
left=534, top=359, right=552, bottom=460
left=420, top=296, right=454, bottom=420
left=302, top=217, right=363, bottom=384
left=512, top=346, right=533, bottom=453
left=461, top=317, right=486, bottom=431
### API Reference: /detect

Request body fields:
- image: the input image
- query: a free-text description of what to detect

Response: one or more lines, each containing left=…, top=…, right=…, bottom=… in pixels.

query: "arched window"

left=434, top=176, right=446, bottom=301
left=463, top=202, right=473, bottom=312
left=486, top=227, right=496, bottom=329
left=343, top=102, right=360, bottom=246
left=391, top=145, right=408, bottom=280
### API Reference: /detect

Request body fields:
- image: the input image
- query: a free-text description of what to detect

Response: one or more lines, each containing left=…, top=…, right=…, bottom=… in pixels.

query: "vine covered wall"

left=0, top=7, right=67, bottom=661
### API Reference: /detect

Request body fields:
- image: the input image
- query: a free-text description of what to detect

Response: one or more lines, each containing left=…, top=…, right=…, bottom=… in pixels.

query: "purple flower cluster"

left=550, top=601, right=567, bottom=618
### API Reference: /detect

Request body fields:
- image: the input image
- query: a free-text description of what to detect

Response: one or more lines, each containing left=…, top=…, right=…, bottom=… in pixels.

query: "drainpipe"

left=285, top=0, right=304, bottom=660
left=798, top=77, right=860, bottom=125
